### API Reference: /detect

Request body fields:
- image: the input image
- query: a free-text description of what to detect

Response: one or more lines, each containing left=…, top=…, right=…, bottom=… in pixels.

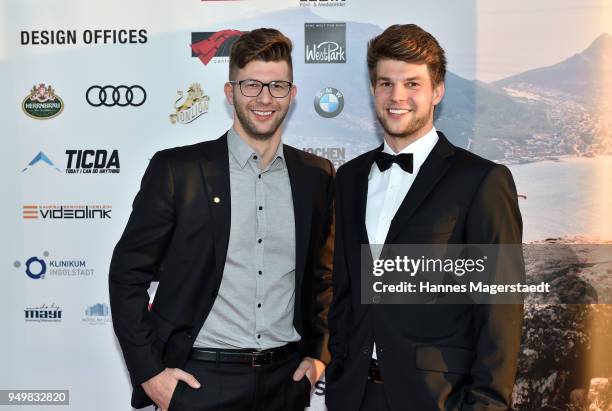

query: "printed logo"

left=22, top=150, right=120, bottom=174
left=14, top=251, right=95, bottom=280
left=191, top=30, right=243, bottom=65
left=24, top=303, right=62, bottom=322
left=21, top=152, right=62, bottom=173
left=22, top=205, right=112, bottom=220
left=86, top=85, right=146, bottom=107
left=314, top=87, right=344, bottom=118
left=305, top=23, right=346, bottom=64
left=82, top=303, right=112, bottom=325
left=65, top=150, right=120, bottom=173
left=22, top=84, right=64, bottom=119
left=20, top=29, right=147, bottom=45
left=170, top=83, right=210, bottom=124
left=302, top=147, right=346, bottom=167
left=300, top=0, right=345, bottom=7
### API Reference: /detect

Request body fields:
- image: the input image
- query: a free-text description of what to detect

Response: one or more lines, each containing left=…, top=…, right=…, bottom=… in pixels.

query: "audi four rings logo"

left=86, top=85, right=146, bottom=107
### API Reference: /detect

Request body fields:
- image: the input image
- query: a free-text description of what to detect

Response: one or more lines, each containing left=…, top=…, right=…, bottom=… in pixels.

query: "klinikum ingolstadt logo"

left=170, top=83, right=210, bottom=124
left=22, top=84, right=64, bottom=119
left=14, top=251, right=94, bottom=279
left=305, top=23, right=346, bottom=64
left=83, top=303, right=111, bottom=325
left=314, top=87, right=344, bottom=118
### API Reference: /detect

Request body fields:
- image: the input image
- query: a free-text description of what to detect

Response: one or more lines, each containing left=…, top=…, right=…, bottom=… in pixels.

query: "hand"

left=292, top=357, right=326, bottom=386
left=141, top=367, right=201, bottom=411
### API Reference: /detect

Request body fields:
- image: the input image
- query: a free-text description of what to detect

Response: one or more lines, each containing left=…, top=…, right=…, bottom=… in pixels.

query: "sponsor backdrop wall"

left=1, top=0, right=611, bottom=409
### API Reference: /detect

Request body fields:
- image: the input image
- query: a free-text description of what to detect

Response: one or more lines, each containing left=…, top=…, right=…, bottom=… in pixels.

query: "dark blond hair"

left=367, top=24, right=446, bottom=86
left=229, top=28, right=293, bottom=80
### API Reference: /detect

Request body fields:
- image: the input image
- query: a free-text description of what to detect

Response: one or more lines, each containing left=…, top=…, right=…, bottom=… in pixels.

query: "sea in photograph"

left=508, top=155, right=612, bottom=242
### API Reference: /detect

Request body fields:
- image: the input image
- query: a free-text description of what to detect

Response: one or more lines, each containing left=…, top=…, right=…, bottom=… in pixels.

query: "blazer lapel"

left=384, top=131, right=455, bottom=244
left=356, top=147, right=381, bottom=246
left=198, top=133, right=231, bottom=278
left=284, top=146, right=313, bottom=290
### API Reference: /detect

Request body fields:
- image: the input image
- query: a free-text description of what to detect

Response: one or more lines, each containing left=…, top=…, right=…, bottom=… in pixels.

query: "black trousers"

left=358, top=381, right=391, bottom=411
left=167, top=351, right=311, bottom=411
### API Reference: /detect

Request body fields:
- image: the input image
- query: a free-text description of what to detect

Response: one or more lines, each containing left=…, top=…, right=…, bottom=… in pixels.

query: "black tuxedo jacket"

left=326, top=132, right=524, bottom=411
left=109, top=133, right=334, bottom=409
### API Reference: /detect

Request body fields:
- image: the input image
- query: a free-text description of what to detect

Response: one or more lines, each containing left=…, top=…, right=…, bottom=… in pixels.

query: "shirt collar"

left=381, top=126, right=439, bottom=172
left=227, top=127, right=285, bottom=170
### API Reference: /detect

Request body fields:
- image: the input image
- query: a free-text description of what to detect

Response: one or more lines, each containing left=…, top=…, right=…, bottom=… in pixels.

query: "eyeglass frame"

left=228, top=79, right=294, bottom=98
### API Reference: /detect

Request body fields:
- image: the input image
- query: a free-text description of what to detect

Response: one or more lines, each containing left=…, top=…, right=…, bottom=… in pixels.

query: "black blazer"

left=109, top=133, right=334, bottom=409
left=326, top=132, right=524, bottom=411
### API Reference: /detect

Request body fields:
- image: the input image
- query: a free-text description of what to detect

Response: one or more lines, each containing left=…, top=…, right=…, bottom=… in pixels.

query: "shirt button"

left=258, top=206, right=263, bottom=211
left=257, top=303, right=261, bottom=308
left=253, top=155, right=258, bottom=160
left=258, top=238, right=262, bottom=244
left=257, top=334, right=261, bottom=339
left=258, top=174, right=261, bottom=179
left=258, top=270, right=262, bottom=275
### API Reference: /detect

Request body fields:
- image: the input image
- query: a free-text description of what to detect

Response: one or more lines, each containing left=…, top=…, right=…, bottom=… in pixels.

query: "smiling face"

left=224, top=60, right=296, bottom=141
left=371, top=58, right=444, bottom=147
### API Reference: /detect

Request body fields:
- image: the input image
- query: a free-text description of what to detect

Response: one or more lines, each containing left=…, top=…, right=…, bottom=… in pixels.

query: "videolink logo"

left=22, top=204, right=112, bottom=220
left=14, top=251, right=94, bottom=280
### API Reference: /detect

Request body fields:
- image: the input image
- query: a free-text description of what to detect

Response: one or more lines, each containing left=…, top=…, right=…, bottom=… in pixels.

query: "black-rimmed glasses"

left=228, top=79, right=293, bottom=98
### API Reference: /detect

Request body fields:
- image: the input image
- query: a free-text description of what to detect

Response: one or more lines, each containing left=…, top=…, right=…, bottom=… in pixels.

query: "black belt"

left=368, top=358, right=383, bottom=384
left=190, top=344, right=295, bottom=367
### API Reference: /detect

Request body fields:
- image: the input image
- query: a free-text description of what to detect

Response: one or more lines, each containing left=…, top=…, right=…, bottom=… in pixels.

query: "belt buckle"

left=251, top=351, right=272, bottom=367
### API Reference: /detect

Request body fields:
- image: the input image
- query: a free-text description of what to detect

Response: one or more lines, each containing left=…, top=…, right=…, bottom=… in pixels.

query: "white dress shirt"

left=366, top=126, right=439, bottom=359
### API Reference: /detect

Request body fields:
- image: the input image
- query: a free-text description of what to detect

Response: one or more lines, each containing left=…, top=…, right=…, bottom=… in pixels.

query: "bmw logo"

left=314, top=87, right=344, bottom=118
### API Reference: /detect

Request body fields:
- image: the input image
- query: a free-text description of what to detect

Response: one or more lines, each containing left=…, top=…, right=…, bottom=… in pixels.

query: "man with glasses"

left=109, top=28, right=334, bottom=411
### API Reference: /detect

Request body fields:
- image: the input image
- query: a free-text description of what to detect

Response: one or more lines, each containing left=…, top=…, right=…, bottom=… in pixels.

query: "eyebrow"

left=377, top=76, right=423, bottom=82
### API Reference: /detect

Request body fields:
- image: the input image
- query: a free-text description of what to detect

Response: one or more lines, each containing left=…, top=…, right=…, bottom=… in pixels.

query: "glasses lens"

left=269, top=81, right=291, bottom=98
left=240, top=80, right=263, bottom=97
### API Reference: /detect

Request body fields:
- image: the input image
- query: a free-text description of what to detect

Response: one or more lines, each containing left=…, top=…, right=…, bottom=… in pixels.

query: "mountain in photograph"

left=492, top=33, right=612, bottom=160
left=495, top=33, right=612, bottom=103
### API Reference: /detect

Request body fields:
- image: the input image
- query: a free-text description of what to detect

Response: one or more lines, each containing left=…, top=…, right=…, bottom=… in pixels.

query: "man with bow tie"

left=325, top=24, right=524, bottom=411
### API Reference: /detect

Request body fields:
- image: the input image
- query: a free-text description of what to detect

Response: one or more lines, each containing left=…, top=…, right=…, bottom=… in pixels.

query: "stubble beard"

left=377, top=104, right=433, bottom=140
left=233, top=95, right=288, bottom=141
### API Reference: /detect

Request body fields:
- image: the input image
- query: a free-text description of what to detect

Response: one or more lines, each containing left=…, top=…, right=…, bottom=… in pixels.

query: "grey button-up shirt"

left=194, top=128, right=300, bottom=350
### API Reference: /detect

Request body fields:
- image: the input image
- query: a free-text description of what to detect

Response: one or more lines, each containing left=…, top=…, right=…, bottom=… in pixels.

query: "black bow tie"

left=375, top=152, right=414, bottom=173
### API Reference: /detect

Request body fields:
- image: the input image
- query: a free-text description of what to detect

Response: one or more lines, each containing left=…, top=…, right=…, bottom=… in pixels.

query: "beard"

left=233, top=95, right=289, bottom=141
left=377, top=103, right=433, bottom=140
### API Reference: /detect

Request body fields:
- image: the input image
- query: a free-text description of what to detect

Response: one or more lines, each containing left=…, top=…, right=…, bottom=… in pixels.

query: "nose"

left=256, top=85, right=274, bottom=104
left=390, top=83, right=407, bottom=102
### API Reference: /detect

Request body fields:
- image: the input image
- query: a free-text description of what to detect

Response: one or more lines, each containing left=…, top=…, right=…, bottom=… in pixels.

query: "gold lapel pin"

left=213, top=196, right=221, bottom=204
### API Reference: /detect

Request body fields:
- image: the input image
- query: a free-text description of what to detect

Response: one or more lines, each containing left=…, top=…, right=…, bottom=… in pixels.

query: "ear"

left=290, top=84, right=297, bottom=100
left=432, top=81, right=445, bottom=106
left=224, top=82, right=234, bottom=106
